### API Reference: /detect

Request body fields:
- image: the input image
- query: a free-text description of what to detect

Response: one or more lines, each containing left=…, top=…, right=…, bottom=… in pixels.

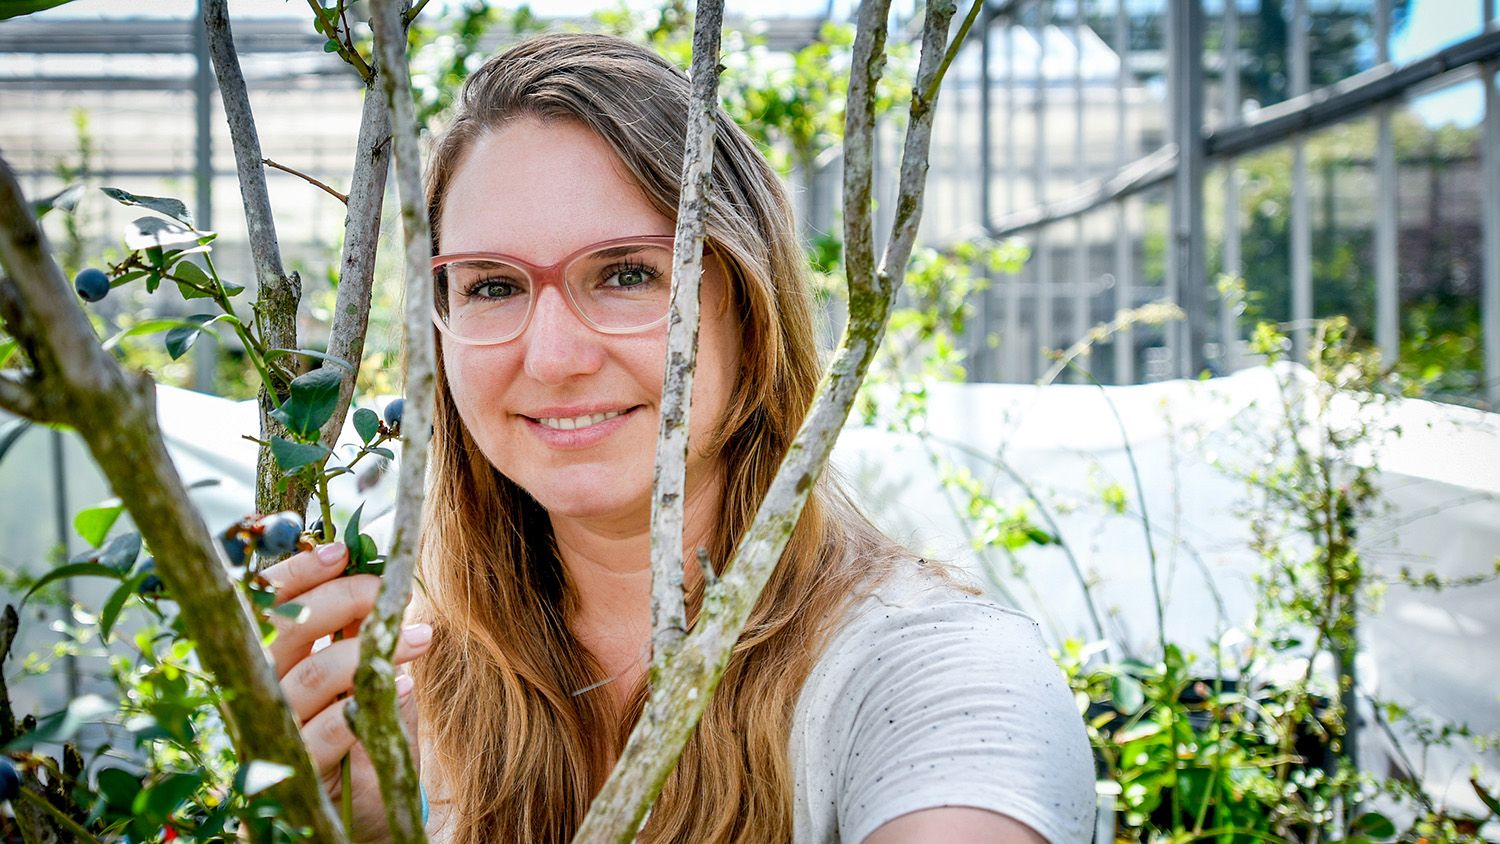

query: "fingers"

left=304, top=673, right=419, bottom=776
left=283, top=623, right=433, bottom=722
left=259, top=542, right=349, bottom=605
left=268, top=574, right=384, bottom=676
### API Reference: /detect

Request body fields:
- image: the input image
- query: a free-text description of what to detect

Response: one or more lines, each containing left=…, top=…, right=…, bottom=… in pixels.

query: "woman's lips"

left=521, top=405, right=641, bottom=450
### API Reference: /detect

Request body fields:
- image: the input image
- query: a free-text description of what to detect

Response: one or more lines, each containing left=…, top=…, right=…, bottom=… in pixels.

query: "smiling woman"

left=260, top=31, right=1096, bottom=844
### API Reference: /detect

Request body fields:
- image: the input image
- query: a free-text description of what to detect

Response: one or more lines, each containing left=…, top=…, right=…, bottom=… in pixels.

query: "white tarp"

left=1, top=366, right=1495, bottom=819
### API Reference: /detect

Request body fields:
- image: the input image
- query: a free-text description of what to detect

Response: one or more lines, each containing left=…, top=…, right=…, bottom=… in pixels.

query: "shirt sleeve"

left=831, top=596, right=1097, bottom=844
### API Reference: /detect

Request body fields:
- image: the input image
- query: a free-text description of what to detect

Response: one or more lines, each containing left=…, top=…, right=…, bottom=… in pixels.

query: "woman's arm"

left=863, top=807, right=1050, bottom=844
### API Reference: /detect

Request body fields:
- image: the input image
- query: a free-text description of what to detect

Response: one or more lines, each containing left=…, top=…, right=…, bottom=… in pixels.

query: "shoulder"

left=790, top=561, right=1097, bottom=844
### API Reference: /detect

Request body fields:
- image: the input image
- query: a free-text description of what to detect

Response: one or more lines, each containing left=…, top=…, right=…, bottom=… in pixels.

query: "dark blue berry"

left=309, top=517, right=334, bottom=541
left=383, top=398, right=405, bottom=431
left=0, top=757, right=18, bottom=802
left=74, top=267, right=110, bottom=303
left=136, top=559, right=166, bottom=598
left=258, top=511, right=304, bottom=557
left=220, top=533, right=249, bottom=566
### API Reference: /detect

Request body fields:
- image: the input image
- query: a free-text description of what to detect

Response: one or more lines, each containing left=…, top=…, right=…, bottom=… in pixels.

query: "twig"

left=0, top=156, right=348, bottom=843
left=572, top=0, right=960, bottom=840
left=350, top=3, right=430, bottom=843
left=202, top=0, right=310, bottom=517
left=1071, top=360, right=1168, bottom=659
left=318, top=75, right=393, bottom=452
left=648, top=0, right=725, bottom=682
left=17, top=789, right=105, bottom=844
left=262, top=157, right=349, bottom=204
left=919, top=0, right=984, bottom=112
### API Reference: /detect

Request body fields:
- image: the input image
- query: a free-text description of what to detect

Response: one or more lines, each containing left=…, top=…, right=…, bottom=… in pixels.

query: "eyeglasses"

left=431, top=235, right=685, bottom=346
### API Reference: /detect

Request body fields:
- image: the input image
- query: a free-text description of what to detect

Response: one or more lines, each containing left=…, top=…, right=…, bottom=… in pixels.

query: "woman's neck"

left=549, top=469, right=721, bottom=650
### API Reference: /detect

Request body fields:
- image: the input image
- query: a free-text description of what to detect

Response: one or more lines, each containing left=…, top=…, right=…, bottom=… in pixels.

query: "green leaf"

left=102, top=316, right=224, bottom=352
left=101, top=187, right=193, bottom=226
left=3, top=694, right=114, bottom=751
left=138, top=770, right=205, bottom=821
left=0, top=0, right=79, bottom=20
left=173, top=260, right=216, bottom=300
left=30, top=183, right=85, bottom=218
left=100, top=571, right=150, bottom=643
left=269, top=437, right=330, bottom=473
left=1350, top=812, right=1396, bottom=841
left=344, top=503, right=366, bottom=564
left=1110, top=673, right=1147, bottom=715
left=272, top=602, right=308, bottom=623
left=358, top=534, right=378, bottom=565
left=96, top=767, right=143, bottom=810
left=74, top=499, right=126, bottom=547
left=264, top=347, right=353, bottom=373
left=95, top=532, right=143, bottom=570
left=0, top=337, right=17, bottom=368
left=353, top=408, right=380, bottom=444
left=369, top=447, right=395, bottom=460
left=164, top=313, right=225, bottom=360
left=269, top=367, right=345, bottom=439
left=20, top=562, right=124, bottom=607
left=221, top=279, right=246, bottom=297
left=124, top=216, right=202, bottom=251
left=323, top=38, right=340, bottom=52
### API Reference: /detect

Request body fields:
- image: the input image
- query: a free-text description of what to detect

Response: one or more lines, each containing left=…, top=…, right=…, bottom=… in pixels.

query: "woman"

left=263, top=33, right=1095, bottom=844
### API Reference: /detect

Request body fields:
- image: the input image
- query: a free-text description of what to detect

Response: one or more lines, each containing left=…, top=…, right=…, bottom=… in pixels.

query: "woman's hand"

left=261, top=542, right=432, bottom=843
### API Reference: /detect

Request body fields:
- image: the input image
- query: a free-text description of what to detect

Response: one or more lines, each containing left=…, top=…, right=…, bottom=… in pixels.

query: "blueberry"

left=309, top=517, right=334, bottom=541
left=220, top=533, right=249, bottom=567
left=136, top=559, right=166, bottom=599
left=257, top=511, right=304, bottom=557
left=383, top=398, right=405, bottom=431
left=74, top=267, right=110, bottom=303
left=0, top=757, right=18, bottom=802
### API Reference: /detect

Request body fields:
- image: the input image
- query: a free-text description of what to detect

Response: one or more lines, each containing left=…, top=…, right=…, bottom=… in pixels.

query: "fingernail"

left=395, top=674, right=415, bottom=697
left=401, top=623, right=432, bottom=647
left=317, top=543, right=346, bottom=565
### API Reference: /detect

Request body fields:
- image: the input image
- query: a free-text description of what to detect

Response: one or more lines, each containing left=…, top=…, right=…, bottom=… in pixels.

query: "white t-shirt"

left=789, top=563, right=1097, bottom=844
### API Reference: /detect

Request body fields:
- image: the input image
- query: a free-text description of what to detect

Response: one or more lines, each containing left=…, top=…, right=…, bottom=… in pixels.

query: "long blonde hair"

left=412, top=32, right=917, bottom=842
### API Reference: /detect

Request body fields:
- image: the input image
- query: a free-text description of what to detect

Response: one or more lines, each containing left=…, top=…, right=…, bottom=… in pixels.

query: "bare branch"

left=203, top=0, right=317, bottom=517
left=647, top=0, right=726, bottom=680
left=350, top=3, right=430, bottom=842
left=263, top=157, right=349, bottom=204
left=0, top=156, right=348, bottom=843
left=319, top=81, right=393, bottom=451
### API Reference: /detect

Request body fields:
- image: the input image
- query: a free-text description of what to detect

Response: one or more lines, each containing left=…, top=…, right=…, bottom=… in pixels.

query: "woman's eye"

left=605, top=262, right=659, bottom=289
left=463, top=278, right=522, bottom=300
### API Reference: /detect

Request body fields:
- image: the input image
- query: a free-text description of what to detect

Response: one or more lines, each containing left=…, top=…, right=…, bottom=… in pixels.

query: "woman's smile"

left=519, top=403, right=644, bottom=450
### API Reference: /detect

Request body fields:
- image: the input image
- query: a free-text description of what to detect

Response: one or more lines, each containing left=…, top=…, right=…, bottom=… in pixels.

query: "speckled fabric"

left=789, top=564, right=1097, bottom=843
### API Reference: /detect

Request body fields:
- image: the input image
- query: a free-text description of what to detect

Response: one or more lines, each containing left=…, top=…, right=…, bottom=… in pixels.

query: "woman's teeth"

left=537, top=409, right=625, bottom=430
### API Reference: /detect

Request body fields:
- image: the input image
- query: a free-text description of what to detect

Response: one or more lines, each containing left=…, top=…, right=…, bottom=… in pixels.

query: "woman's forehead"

left=436, top=118, right=673, bottom=263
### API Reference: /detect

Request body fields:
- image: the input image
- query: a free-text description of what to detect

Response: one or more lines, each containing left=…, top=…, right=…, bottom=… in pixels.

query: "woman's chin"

left=521, top=476, right=647, bottom=524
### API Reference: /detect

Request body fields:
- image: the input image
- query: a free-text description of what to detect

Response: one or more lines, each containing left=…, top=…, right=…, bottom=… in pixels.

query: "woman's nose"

left=520, top=284, right=606, bottom=385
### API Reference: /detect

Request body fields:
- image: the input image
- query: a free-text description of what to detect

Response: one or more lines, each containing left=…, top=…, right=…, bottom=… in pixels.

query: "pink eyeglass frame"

left=431, top=235, right=697, bottom=346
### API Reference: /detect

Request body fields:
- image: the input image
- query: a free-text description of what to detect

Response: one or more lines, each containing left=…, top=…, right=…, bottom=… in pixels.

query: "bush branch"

left=0, top=155, right=348, bottom=844
left=203, top=0, right=318, bottom=517
left=319, top=78, right=393, bottom=452
left=349, top=3, right=430, bottom=842
left=262, top=157, right=349, bottom=204
left=646, top=0, right=725, bottom=688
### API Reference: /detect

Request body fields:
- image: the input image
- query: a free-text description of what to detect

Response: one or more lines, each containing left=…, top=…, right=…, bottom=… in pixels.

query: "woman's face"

left=437, top=117, right=741, bottom=528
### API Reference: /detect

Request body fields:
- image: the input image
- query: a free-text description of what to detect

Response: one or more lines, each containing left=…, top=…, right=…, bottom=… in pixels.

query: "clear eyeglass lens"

left=435, top=243, right=675, bottom=341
